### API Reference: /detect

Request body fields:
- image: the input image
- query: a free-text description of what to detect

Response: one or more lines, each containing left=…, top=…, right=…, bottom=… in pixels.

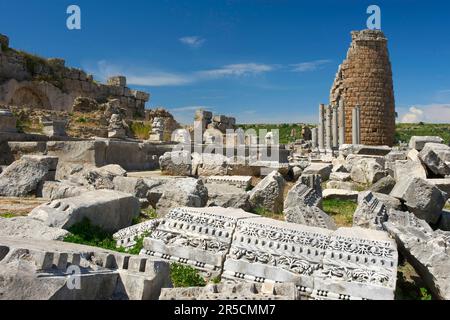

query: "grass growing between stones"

left=170, top=263, right=206, bottom=288
left=322, top=199, right=357, bottom=227
left=252, top=207, right=284, bottom=221
left=63, top=218, right=146, bottom=254
left=0, top=213, right=15, bottom=218
left=395, top=260, right=433, bottom=300
left=63, top=218, right=123, bottom=251
left=130, top=121, right=152, bottom=140
left=132, top=208, right=158, bottom=225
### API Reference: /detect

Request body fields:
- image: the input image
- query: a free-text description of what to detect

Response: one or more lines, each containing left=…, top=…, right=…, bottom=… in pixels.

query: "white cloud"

left=199, top=63, right=274, bottom=78
left=170, top=106, right=213, bottom=112
left=399, top=104, right=450, bottom=123
left=179, top=36, right=205, bottom=48
left=85, top=61, right=276, bottom=88
left=400, top=106, right=424, bottom=123
left=86, top=60, right=194, bottom=87
left=290, top=60, right=332, bottom=72
left=127, top=73, right=193, bottom=86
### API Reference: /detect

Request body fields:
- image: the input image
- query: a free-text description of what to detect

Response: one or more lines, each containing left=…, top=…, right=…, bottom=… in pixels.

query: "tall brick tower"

left=330, top=29, right=396, bottom=146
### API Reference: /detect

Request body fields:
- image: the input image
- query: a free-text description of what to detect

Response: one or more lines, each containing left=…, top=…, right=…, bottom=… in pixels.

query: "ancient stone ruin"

left=0, top=34, right=149, bottom=118
left=1, top=25, right=449, bottom=303
left=329, top=30, right=396, bottom=146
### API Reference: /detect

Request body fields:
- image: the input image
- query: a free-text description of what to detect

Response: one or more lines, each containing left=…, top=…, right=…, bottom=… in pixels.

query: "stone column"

left=352, top=107, right=358, bottom=145
left=332, top=105, right=338, bottom=148
left=356, top=106, right=361, bottom=144
left=318, top=104, right=325, bottom=150
left=325, top=105, right=332, bottom=150
left=311, top=127, right=318, bottom=148
left=338, top=100, right=345, bottom=146
left=352, top=106, right=361, bottom=144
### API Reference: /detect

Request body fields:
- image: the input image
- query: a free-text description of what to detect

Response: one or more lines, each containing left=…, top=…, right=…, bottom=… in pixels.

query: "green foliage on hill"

left=239, top=122, right=450, bottom=146
left=238, top=123, right=311, bottom=144
left=395, top=123, right=450, bottom=145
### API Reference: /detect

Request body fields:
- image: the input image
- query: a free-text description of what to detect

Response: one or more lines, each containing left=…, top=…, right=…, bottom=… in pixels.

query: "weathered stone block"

left=302, top=163, right=332, bottom=181
left=419, top=143, right=450, bottom=176
left=249, top=171, right=285, bottom=213
left=350, top=158, right=386, bottom=185
left=323, top=189, right=358, bottom=201
left=142, top=207, right=257, bottom=271
left=159, top=282, right=298, bottom=300
left=353, top=191, right=388, bottom=230
left=29, top=190, right=140, bottom=232
left=159, top=151, right=192, bottom=176
left=393, top=160, right=427, bottom=181
left=384, top=210, right=450, bottom=300
left=223, top=218, right=398, bottom=300
left=0, top=155, right=58, bottom=197
left=390, top=177, right=448, bottom=224
left=370, top=175, right=396, bottom=194
left=409, top=136, right=444, bottom=151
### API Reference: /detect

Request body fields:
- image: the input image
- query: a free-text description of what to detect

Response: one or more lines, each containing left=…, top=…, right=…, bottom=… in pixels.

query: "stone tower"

left=330, top=29, right=396, bottom=146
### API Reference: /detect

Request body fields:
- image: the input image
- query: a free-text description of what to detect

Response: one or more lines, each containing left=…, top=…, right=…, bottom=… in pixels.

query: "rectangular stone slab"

left=223, top=217, right=332, bottom=289
left=142, top=207, right=258, bottom=271
left=316, top=227, right=398, bottom=300
left=223, top=218, right=398, bottom=300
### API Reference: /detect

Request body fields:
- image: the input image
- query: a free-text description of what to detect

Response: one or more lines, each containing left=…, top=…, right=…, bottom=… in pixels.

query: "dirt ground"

left=0, top=197, right=47, bottom=216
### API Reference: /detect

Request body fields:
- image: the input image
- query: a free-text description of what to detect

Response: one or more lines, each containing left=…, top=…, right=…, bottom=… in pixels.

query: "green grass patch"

left=76, top=116, right=87, bottom=123
left=132, top=208, right=158, bottom=225
left=170, top=263, right=206, bottom=288
left=125, top=232, right=149, bottom=255
left=211, top=276, right=221, bottom=284
left=130, top=121, right=152, bottom=140
left=322, top=199, right=357, bottom=227
left=63, top=218, right=146, bottom=254
left=63, top=218, right=122, bottom=251
left=0, top=213, right=15, bottom=218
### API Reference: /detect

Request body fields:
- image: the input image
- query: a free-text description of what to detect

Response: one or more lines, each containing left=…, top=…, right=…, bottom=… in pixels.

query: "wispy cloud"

left=179, top=36, right=206, bottom=48
left=86, top=60, right=193, bottom=87
left=127, top=73, right=193, bottom=86
left=170, top=106, right=214, bottom=112
left=398, top=104, right=450, bottom=123
left=85, top=61, right=277, bottom=87
left=199, top=63, right=274, bottom=78
left=290, top=59, right=332, bottom=72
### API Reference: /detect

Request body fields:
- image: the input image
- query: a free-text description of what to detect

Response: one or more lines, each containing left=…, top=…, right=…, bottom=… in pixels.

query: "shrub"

left=170, top=263, right=206, bottom=287
left=130, top=121, right=152, bottom=140
left=211, top=276, right=221, bottom=284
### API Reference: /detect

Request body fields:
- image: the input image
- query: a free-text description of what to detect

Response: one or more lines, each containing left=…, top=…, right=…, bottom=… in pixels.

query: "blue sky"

left=1, top=0, right=450, bottom=124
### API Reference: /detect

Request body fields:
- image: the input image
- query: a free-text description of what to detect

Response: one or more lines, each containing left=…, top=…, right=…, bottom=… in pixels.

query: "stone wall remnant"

left=329, top=30, right=396, bottom=146
left=0, top=34, right=149, bottom=118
